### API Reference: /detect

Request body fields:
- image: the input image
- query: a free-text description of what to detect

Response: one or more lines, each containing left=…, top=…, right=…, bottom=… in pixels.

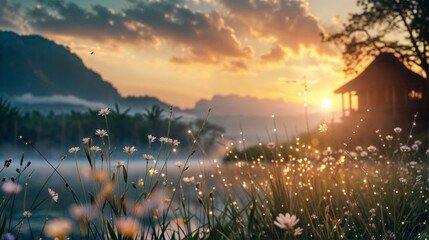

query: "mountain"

left=185, top=95, right=340, bottom=146
left=187, top=94, right=323, bottom=117
left=0, top=31, right=173, bottom=113
left=0, top=31, right=121, bottom=102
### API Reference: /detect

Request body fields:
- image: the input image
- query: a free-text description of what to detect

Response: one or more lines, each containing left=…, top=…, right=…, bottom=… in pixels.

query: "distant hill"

left=187, top=94, right=323, bottom=117
left=0, top=31, right=121, bottom=102
left=0, top=30, right=172, bottom=113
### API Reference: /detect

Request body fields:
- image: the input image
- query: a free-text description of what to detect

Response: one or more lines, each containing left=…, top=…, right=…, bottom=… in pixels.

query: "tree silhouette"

left=325, top=0, right=428, bottom=81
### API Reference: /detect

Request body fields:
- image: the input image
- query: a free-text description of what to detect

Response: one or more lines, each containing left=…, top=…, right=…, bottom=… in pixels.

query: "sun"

left=321, top=98, right=332, bottom=109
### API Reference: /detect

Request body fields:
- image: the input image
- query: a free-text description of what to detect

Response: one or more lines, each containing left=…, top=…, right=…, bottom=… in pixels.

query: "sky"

left=0, top=0, right=360, bottom=109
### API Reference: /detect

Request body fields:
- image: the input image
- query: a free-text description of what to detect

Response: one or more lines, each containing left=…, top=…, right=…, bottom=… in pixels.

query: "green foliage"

left=0, top=103, right=427, bottom=239
left=325, top=0, right=428, bottom=79
left=0, top=101, right=224, bottom=151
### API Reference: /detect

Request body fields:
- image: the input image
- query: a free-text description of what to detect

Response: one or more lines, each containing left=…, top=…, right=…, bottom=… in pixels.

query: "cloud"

left=12, top=93, right=105, bottom=109
left=0, top=0, right=27, bottom=31
left=260, top=44, right=287, bottom=64
left=223, top=60, right=248, bottom=72
left=220, top=0, right=335, bottom=57
left=26, top=1, right=157, bottom=45
left=24, top=0, right=251, bottom=67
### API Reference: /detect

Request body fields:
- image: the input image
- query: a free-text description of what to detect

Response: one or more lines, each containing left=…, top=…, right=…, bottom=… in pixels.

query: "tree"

left=325, top=0, right=428, bottom=81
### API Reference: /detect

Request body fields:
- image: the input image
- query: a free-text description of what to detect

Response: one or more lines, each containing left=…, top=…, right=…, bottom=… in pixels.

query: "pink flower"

left=2, top=182, right=22, bottom=194
left=274, top=213, right=300, bottom=229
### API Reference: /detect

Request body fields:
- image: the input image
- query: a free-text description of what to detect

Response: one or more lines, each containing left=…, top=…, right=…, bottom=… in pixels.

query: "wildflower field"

left=1, top=108, right=428, bottom=239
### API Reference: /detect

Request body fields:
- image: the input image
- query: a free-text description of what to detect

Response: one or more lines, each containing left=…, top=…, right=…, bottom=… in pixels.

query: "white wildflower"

left=98, top=108, right=110, bottom=116
left=393, top=127, right=402, bottom=133
left=90, top=146, right=101, bottom=153
left=172, top=139, right=180, bottom=146
left=143, top=154, right=154, bottom=161
left=123, top=146, right=137, bottom=155
left=318, top=123, right=328, bottom=133
left=148, top=135, right=156, bottom=143
left=48, top=188, right=59, bottom=202
left=183, top=176, right=195, bottom=183
left=95, top=129, right=108, bottom=137
left=367, top=145, right=377, bottom=153
left=148, top=168, right=158, bottom=176
left=400, top=145, right=411, bottom=152
left=82, top=137, right=91, bottom=144
left=385, top=135, right=393, bottom=141
left=114, top=161, right=125, bottom=168
left=23, top=211, right=32, bottom=218
left=175, top=161, right=184, bottom=168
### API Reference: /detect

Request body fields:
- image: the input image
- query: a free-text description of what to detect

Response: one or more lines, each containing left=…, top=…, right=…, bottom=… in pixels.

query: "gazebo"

left=334, top=53, right=427, bottom=120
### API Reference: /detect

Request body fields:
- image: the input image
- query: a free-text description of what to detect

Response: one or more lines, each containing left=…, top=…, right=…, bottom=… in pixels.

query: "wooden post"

left=348, top=91, right=352, bottom=115
left=392, top=86, right=396, bottom=117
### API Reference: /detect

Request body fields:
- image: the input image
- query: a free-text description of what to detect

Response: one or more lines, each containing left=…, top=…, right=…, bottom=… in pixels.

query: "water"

left=0, top=157, right=238, bottom=239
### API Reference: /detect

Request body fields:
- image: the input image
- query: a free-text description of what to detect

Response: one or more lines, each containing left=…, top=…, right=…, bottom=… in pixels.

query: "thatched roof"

left=335, top=53, right=426, bottom=93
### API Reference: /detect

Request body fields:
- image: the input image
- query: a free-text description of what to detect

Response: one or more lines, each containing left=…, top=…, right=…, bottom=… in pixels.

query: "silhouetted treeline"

left=0, top=99, right=224, bottom=152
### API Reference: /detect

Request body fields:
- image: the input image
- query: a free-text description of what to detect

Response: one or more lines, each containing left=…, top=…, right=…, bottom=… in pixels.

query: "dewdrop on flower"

left=48, top=188, right=59, bottom=202
left=98, top=108, right=110, bottom=116
left=68, top=147, right=80, bottom=154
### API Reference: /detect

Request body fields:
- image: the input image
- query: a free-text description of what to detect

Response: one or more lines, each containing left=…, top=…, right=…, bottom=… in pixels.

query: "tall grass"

left=0, top=108, right=427, bottom=239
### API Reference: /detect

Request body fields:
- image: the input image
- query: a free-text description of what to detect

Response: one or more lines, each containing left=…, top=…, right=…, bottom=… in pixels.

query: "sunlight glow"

left=321, top=98, right=332, bottom=109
